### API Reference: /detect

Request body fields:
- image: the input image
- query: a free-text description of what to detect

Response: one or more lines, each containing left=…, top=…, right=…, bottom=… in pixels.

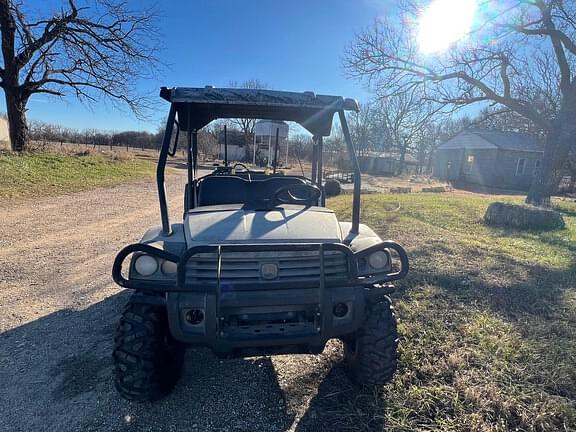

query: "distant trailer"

left=324, top=169, right=354, bottom=183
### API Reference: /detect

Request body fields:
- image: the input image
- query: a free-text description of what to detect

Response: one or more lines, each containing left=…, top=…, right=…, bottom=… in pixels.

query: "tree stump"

left=484, top=202, right=565, bottom=230
left=324, top=179, right=342, bottom=197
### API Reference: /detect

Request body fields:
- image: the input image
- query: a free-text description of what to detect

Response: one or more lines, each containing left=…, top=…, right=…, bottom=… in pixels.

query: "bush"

left=484, top=202, right=565, bottom=230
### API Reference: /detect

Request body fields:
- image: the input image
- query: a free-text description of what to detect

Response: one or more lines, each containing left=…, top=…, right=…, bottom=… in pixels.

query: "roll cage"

left=156, top=86, right=362, bottom=236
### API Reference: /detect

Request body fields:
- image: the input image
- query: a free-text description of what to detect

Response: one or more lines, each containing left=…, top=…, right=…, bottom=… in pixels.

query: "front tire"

left=343, top=297, right=398, bottom=386
left=113, top=294, right=184, bottom=401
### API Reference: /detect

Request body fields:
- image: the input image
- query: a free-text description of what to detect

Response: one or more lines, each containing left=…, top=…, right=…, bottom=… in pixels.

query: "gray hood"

left=184, top=205, right=342, bottom=245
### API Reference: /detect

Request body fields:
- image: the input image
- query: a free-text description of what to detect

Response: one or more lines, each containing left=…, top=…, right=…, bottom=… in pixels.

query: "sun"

left=417, top=0, right=477, bottom=54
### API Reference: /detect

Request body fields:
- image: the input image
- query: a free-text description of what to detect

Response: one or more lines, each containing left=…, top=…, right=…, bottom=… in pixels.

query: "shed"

left=433, top=129, right=544, bottom=190
left=358, top=152, right=418, bottom=175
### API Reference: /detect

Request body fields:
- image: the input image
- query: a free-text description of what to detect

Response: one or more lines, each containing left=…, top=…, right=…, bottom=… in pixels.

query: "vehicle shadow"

left=294, top=364, right=387, bottom=432
left=0, top=291, right=294, bottom=432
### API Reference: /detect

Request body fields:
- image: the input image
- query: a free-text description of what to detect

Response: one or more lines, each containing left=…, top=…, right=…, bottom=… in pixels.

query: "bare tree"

left=0, top=0, right=159, bottom=151
left=228, top=79, right=269, bottom=150
left=345, top=0, right=576, bottom=205
left=198, top=125, right=218, bottom=159
left=375, top=89, right=442, bottom=174
left=346, top=101, right=380, bottom=157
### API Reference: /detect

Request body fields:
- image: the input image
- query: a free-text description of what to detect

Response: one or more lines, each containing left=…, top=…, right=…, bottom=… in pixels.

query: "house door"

left=446, top=161, right=459, bottom=180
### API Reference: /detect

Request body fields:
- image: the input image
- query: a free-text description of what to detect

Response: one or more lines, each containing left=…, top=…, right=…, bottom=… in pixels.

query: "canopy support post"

left=157, top=104, right=176, bottom=235
left=273, top=127, right=280, bottom=174
left=317, top=135, right=324, bottom=206
left=311, top=136, right=318, bottom=184
left=339, top=110, right=361, bottom=235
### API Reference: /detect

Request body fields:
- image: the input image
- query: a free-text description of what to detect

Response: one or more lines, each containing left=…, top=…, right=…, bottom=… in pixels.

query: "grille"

left=185, top=249, right=349, bottom=287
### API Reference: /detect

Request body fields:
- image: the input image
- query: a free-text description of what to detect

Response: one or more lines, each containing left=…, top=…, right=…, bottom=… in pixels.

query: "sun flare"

left=417, top=0, right=477, bottom=54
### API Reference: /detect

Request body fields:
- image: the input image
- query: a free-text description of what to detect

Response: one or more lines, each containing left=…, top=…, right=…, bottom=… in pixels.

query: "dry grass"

left=326, top=193, right=576, bottom=431
left=0, top=150, right=155, bottom=199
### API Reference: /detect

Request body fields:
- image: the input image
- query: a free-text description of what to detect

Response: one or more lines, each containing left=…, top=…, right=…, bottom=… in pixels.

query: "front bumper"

left=167, top=285, right=369, bottom=356
left=112, top=242, right=408, bottom=355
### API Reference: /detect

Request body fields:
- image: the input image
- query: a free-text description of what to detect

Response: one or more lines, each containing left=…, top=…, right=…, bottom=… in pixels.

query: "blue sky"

left=7, top=0, right=392, bottom=133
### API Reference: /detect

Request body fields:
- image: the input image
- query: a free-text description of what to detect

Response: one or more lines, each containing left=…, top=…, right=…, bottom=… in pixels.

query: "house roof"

left=437, top=129, right=544, bottom=153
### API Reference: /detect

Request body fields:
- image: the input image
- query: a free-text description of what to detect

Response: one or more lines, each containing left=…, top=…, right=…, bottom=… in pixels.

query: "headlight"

left=134, top=254, right=159, bottom=276
left=367, top=250, right=389, bottom=270
left=161, top=260, right=178, bottom=275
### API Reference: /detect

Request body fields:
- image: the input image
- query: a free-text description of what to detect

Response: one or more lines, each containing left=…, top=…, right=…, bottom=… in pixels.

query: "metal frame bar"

left=317, top=135, right=324, bottom=206
left=339, top=110, right=361, bottom=234
left=156, top=104, right=362, bottom=236
left=157, top=104, right=176, bottom=235
left=272, top=127, right=280, bottom=174
left=192, top=129, right=199, bottom=208
left=223, top=124, right=228, bottom=167
left=186, top=120, right=194, bottom=211
left=111, top=243, right=179, bottom=290
left=177, top=242, right=356, bottom=291
left=311, top=136, right=318, bottom=185
left=112, top=240, right=409, bottom=293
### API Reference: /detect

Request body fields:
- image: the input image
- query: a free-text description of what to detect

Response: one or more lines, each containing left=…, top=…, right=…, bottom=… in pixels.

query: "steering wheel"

left=232, top=163, right=252, bottom=173
left=274, top=183, right=322, bottom=205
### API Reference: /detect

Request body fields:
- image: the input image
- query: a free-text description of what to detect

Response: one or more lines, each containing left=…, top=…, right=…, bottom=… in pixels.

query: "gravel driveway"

left=0, top=172, right=372, bottom=432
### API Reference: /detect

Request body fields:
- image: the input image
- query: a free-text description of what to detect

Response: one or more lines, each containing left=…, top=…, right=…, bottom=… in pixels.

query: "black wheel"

left=113, top=294, right=184, bottom=401
left=343, top=297, right=398, bottom=386
left=324, top=179, right=342, bottom=197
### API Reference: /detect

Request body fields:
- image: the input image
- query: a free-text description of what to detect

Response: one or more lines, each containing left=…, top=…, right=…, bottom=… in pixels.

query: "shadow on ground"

left=0, top=292, right=292, bottom=431
left=295, top=365, right=386, bottom=432
left=450, top=181, right=526, bottom=196
left=0, top=291, right=390, bottom=432
left=404, top=235, right=575, bottom=320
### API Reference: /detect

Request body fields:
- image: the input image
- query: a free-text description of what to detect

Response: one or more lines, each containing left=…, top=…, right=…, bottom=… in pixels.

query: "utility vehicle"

left=112, top=86, right=409, bottom=401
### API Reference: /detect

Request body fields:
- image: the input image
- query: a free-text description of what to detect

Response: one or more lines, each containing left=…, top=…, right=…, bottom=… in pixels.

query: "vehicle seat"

left=197, top=176, right=249, bottom=206
left=196, top=175, right=309, bottom=207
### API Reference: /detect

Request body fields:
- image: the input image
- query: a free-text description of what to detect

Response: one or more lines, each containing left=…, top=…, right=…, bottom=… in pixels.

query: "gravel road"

left=0, top=172, right=372, bottom=432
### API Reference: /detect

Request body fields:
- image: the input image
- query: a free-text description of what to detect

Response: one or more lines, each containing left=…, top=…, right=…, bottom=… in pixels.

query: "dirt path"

left=0, top=173, right=357, bottom=432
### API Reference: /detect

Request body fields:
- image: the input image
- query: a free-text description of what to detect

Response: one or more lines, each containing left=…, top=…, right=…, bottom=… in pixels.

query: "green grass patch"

left=328, top=192, right=576, bottom=431
left=0, top=151, right=155, bottom=199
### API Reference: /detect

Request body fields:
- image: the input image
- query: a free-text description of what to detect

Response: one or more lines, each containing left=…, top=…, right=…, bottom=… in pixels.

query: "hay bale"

left=390, top=187, right=411, bottom=194
left=324, top=179, right=342, bottom=197
left=422, top=186, right=446, bottom=193
left=484, top=202, right=565, bottom=230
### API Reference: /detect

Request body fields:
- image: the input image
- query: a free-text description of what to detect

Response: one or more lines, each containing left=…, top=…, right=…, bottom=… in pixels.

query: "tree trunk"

left=526, top=131, right=568, bottom=206
left=397, top=140, right=407, bottom=176
left=4, top=89, right=28, bottom=152
left=526, top=94, right=576, bottom=206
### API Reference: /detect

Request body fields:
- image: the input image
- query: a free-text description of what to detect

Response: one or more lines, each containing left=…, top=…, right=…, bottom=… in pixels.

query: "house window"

left=533, top=159, right=541, bottom=177
left=516, top=158, right=527, bottom=176
left=464, top=155, right=474, bottom=174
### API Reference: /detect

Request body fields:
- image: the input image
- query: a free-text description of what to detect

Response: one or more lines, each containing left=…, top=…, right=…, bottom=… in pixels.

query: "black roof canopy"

left=160, top=86, right=360, bottom=136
